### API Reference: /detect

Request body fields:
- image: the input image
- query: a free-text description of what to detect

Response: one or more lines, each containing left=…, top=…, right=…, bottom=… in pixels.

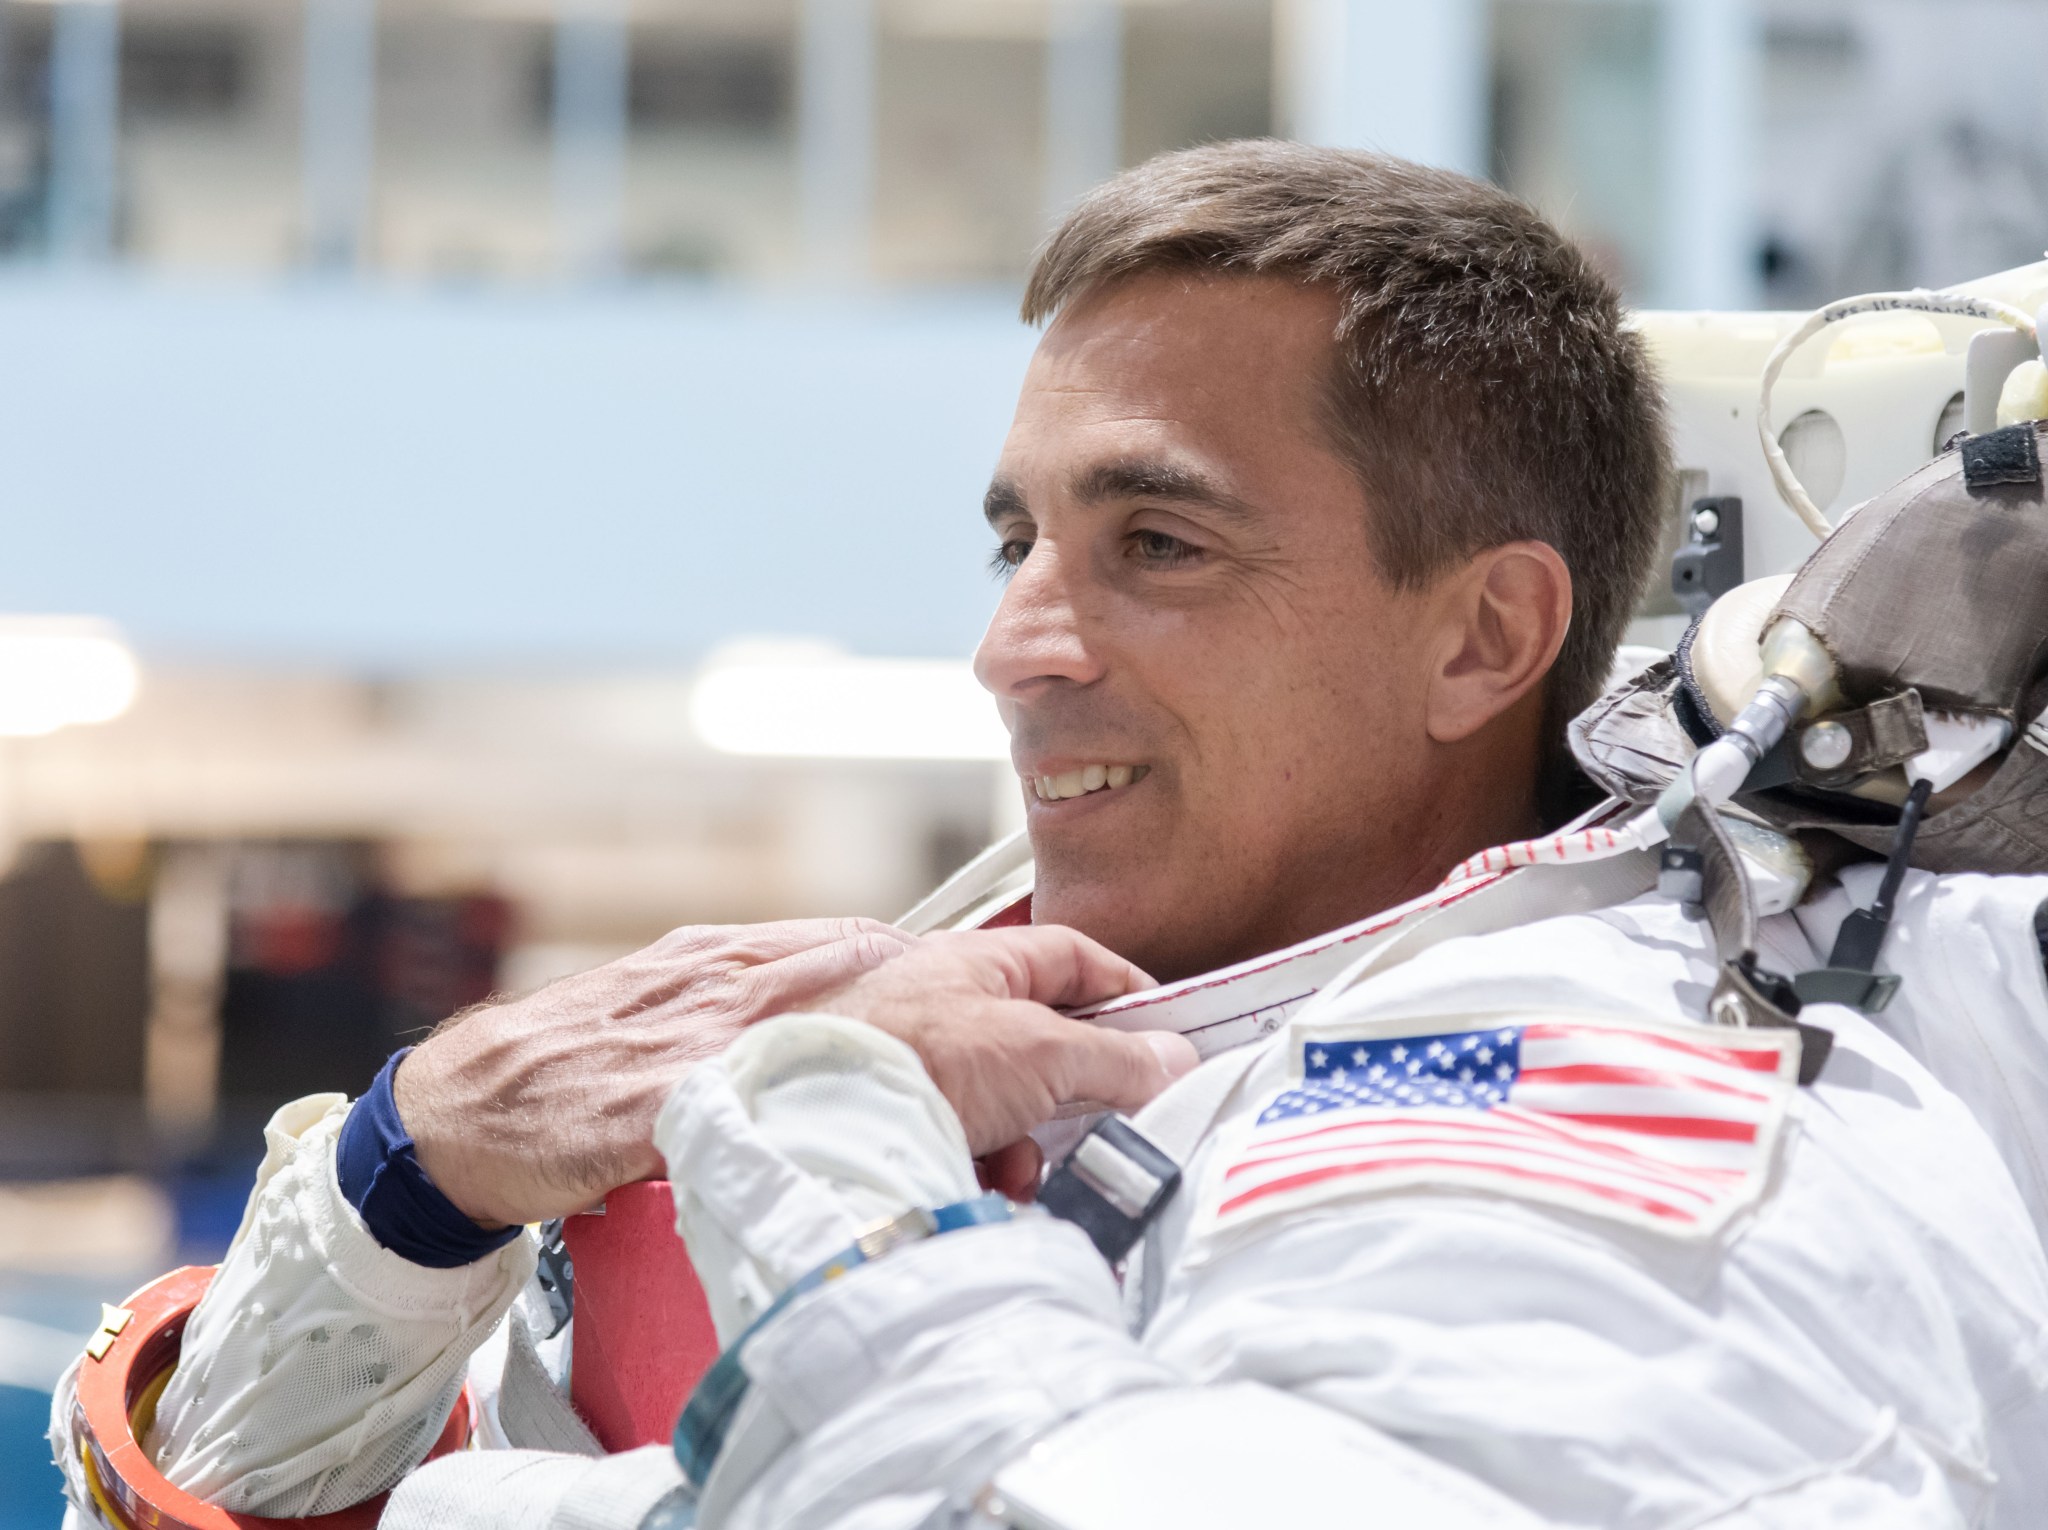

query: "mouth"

left=1026, top=763, right=1151, bottom=804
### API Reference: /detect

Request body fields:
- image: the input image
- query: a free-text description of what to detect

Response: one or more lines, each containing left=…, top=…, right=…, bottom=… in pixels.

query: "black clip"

left=533, top=1219, right=574, bottom=1339
left=1039, top=1115, right=1181, bottom=1265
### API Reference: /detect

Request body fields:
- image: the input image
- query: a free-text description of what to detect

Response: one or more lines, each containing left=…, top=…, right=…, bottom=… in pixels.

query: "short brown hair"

left=1023, top=140, right=1669, bottom=746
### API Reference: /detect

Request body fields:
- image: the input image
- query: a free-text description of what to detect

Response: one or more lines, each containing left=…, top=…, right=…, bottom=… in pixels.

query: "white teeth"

left=1030, top=764, right=1147, bottom=801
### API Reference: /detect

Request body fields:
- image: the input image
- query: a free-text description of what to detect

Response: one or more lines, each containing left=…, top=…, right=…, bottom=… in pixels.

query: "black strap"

left=1790, top=776, right=1933, bottom=1014
left=1828, top=776, right=1933, bottom=969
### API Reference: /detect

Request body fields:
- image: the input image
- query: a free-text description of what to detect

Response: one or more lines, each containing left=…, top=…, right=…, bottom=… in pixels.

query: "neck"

left=1371, top=770, right=1545, bottom=907
left=1142, top=746, right=1546, bottom=986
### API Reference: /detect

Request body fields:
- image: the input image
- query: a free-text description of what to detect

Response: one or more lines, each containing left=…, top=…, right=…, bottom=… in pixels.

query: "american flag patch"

left=1207, top=1014, right=1799, bottom=1240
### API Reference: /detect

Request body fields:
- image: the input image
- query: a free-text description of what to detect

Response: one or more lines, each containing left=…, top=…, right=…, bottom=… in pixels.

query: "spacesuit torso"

left=620, top=876, right=2048, bottom=1530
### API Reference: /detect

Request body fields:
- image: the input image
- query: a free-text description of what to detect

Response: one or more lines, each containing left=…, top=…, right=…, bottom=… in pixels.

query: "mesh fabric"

left=146, top=1094, right=535, bottom=1516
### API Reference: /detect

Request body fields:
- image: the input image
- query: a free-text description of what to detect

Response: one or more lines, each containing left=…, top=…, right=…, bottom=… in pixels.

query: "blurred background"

left=4, top=0, right=2048, bottom=1516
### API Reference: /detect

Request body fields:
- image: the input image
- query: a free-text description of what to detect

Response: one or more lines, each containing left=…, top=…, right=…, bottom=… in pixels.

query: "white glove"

left=654, top=1013, right=1176, bottom=1529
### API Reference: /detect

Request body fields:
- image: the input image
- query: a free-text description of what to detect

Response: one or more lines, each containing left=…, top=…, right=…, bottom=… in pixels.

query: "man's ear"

left=1424, top=540, right=1572, bottom=746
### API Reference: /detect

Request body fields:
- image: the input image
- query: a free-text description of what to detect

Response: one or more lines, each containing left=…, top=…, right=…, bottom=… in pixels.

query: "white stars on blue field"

left=1263, top=1028, right=1524, bottom=1125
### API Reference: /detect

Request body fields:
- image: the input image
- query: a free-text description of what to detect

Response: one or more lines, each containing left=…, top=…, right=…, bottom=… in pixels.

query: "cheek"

left=1181, top=625, right=1423, bottom=802
left=1116, top=573, right=1427, bottom=781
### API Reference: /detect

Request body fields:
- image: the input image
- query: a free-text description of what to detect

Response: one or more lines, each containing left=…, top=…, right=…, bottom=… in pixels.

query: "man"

left=52, top=143, right=2048, bottom=1527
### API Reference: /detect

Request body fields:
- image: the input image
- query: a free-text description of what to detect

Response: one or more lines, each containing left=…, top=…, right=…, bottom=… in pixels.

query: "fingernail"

left=1144, top=1030, right=1199, bottom=1081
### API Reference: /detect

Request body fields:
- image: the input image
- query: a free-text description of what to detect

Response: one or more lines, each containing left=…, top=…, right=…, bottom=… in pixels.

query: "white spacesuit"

left=596, top=868, right=2048, bottom=1530
left=52, top=849, right=2048, bottom=1529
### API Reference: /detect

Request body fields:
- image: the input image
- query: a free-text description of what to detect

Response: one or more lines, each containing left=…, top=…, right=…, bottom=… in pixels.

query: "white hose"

left=1758, top=289, right=2038, bottom=539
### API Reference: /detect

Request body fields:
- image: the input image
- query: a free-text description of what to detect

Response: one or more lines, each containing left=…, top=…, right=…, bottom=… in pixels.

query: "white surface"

left=1639, top=260, right=2048, bottom=604
left=144, top=1095, right=534, bottom=1517
left=1912, top=713, right=2013, bottom=792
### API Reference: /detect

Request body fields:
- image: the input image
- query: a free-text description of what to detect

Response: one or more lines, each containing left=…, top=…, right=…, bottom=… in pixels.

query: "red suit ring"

left=71, top=1265, right=475, bottom=1530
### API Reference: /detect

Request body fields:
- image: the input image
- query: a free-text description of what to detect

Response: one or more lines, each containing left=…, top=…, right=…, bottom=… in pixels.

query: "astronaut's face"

left=975, top=272, right=1536, bottom=984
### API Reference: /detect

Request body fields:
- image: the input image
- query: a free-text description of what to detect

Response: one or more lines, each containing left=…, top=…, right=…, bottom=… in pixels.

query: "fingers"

left=1032, top=1018, right=1198, bottom=1116
left=947, top=925, right=1156, bottom=1009
left=655, top=916, right=911, bottom=965
left=746, top=925, right=920, bottom=1015
left=975, top=1138, right=1044, bottom=1202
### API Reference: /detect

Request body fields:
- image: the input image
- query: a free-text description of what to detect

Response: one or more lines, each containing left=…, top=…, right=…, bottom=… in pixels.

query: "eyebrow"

left=982, top=457, right=1257, bottom=528
left=1073, top=458, right=1256, bottom=520
left=983, top=476, right=1028, bottom=527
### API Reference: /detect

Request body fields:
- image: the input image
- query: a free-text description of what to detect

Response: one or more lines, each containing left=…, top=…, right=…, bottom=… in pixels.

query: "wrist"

left=337, top=1049, right=524, bottom=1267
left=387, top=1048, right=506, bottom=1229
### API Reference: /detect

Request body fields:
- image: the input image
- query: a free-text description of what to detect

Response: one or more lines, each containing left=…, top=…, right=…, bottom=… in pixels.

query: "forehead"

left=999, top=274, right=1351, bottom=514
left=1005, top=272, right=1346, bottom=479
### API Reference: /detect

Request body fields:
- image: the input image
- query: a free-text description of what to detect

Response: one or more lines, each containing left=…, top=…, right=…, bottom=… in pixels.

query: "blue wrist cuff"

left=336, top=1048, right=524, bottom=1269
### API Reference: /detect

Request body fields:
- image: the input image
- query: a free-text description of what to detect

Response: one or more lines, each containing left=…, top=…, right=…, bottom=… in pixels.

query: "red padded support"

left=564, top=1180, right=721, bottom=1452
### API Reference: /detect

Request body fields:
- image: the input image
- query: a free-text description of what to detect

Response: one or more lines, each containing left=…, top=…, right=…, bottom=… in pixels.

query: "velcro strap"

left=1961, top=422, right=2042, bottom=488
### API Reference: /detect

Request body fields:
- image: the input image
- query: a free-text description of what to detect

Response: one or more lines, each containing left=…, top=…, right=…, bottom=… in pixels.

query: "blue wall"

left=0, top=276, right=1040, bottom=668
left=0, top=1385, right=60, bottom=1530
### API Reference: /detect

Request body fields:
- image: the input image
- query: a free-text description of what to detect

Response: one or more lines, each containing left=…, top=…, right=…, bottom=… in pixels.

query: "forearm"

left=146, top=1094, right=535, bottom=1516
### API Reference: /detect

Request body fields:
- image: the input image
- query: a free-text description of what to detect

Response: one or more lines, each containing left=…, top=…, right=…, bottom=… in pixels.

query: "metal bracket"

left=1710, top=953, right=1834, bottom=1086
left=1671, top=496, right=1743, bottom=617
left=1039, top=1114, right=1182, bottom=1266
left=1792, top=689, right=1928, bottom=790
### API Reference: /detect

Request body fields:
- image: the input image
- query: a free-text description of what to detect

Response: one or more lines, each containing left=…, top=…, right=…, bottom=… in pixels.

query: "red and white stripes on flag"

left=1207, top=1015, right=1800, bottom=1241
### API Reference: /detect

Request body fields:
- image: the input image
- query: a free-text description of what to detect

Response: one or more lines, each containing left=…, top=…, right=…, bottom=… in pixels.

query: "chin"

left=1030, top=870, right=1158, bottom=966
left=1032, top=869, right=1223, bottom=986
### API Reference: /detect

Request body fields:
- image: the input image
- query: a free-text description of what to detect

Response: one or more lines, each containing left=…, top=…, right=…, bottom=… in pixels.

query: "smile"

left=1029, top=764, right=1150, bottom=802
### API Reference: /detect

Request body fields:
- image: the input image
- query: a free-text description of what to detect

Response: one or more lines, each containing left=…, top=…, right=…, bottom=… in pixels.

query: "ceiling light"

left=690, top=641, right=1008, bottom=760
left=0, top=617, right=141, bottom=737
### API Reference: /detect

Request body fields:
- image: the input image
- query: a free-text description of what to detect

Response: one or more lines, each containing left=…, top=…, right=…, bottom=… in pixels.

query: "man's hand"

left=818, top=926, right=1198, bottom=1193
left=395, top=918, right=916, bottom=1227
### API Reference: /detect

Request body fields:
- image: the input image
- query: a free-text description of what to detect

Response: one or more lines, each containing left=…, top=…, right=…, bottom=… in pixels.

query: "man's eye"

left=1131, top=529, right=1199, bottom=567
left=987, top=538, right=1033, bottom=577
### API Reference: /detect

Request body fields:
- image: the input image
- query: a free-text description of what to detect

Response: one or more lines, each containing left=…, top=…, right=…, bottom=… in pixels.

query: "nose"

left=973, top=542, right=1106, bottom=701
